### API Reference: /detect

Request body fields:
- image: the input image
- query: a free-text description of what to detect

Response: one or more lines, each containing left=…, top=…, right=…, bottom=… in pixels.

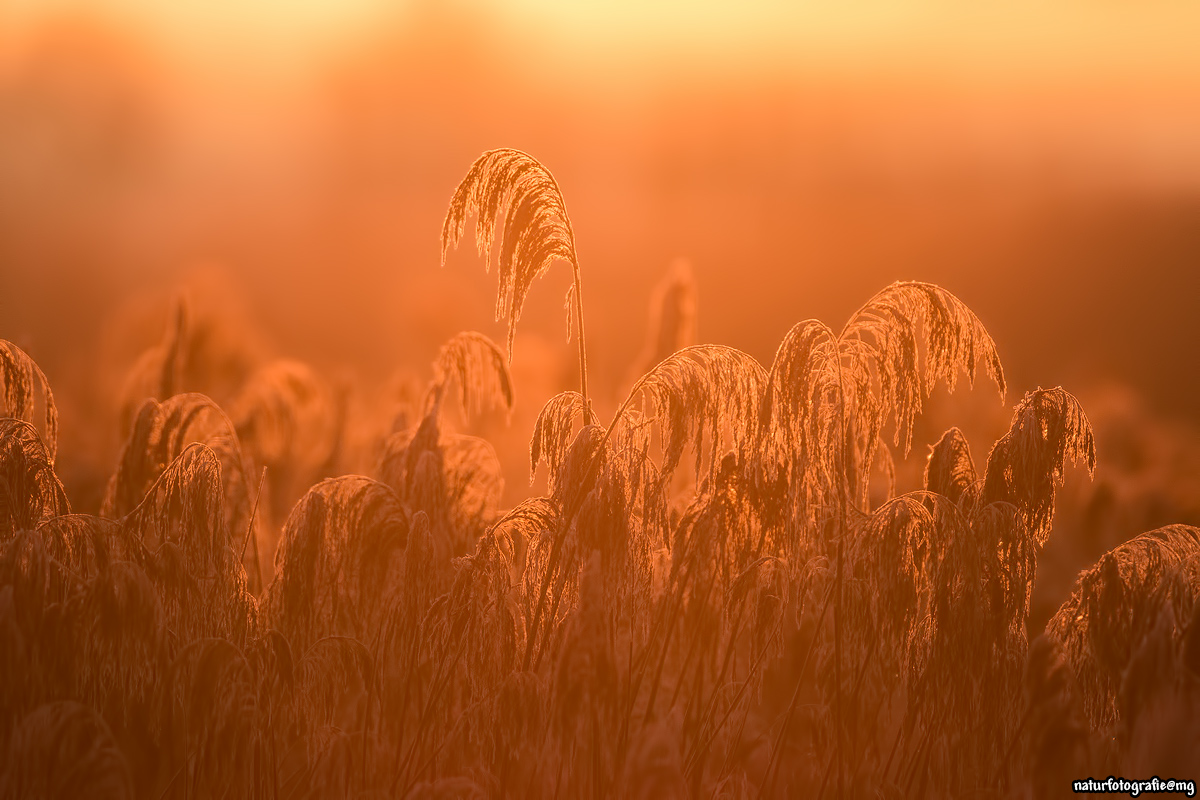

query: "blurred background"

left=2, top=1, right=1199, bottom=598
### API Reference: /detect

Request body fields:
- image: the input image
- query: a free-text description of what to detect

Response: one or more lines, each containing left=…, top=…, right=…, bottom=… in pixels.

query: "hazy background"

left=2, top=0, right=1199, bottom=512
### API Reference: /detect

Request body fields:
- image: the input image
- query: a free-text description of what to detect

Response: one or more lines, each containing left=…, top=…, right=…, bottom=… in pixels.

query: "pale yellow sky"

left=4, top=0, right=1200, bottom=87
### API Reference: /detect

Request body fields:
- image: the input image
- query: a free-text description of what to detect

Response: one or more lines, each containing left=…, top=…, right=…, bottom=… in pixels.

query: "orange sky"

left=5, top=0, right=1200, bottom=88
left=3, top=0, right=1200, bottom=435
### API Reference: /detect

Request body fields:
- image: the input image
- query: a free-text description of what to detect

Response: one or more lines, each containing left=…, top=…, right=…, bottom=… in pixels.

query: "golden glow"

left=5, top=0, right=1200, bottom=86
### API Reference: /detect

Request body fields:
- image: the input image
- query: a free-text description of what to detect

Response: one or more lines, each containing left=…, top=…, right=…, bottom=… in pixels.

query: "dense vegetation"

left=2, top=149, right=1197, bottom=798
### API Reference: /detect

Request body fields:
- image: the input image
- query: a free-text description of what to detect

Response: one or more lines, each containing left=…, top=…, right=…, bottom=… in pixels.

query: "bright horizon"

left=4, top=0, right=1200, bottom=88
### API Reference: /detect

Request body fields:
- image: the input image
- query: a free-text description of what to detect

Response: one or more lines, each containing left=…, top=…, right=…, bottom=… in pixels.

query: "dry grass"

left=0, top=149, right=1193, bottom=798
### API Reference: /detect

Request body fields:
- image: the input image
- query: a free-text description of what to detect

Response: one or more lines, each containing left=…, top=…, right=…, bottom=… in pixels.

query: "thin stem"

left=569, top=259, right=590, bottom=416
left=540, top=155, right=588, bottom=416
left=241, top=466, right=268, bottom=593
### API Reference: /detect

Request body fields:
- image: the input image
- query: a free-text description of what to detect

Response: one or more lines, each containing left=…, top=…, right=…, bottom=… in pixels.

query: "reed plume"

left=530, top=390, right=596, bottom=493
left=761, top=281, right=1005, bottom=516
left=628, top=260, right=699, bottom=389
left=1046, top=524, right=1200, bottom=730
left=232, top=359, right=342, bottom=529
left=441, top=148, right=590, bottom=408
left=615, top=344, right=767, bottom=483
left=377, top=333, right=511, bottom=563
left=923, top=426, right=976, bottom=506
left=265, top=475, right=410, bottom=655
left=102, top=393, right=265, bottom=592
left=0, top=340, right=59, bottom=465
left=430, top=331, right=514, bottom=422
left=982, top=386, right=1097, bottom=545
left=0, top=419, right=70, bottom=538
left=118, top=297, right=188, bottom=435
